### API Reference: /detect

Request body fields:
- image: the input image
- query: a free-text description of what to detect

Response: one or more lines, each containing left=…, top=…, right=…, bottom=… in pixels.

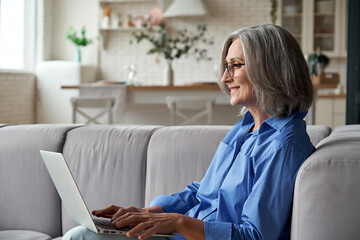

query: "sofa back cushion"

left=61, top=125, right=160, bottom=234
left=145, top=126, right=231, bottom=207
left=0, top=124, right=78, bottom=237
left=291, top=125, right=360, bottom=240
left=145, top=124, right=331, bottom=207
left=306, top=125, right=332, bottom=147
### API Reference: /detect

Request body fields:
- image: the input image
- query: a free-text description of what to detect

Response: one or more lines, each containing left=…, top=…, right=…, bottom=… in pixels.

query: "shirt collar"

left=242, top=111, right=254, bottom=127
left=265, top=111, right=308, bottom=131
left=243, top=111, right=308, bottom=132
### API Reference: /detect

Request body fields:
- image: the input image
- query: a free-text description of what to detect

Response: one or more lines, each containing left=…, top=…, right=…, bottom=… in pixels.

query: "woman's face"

left=221, top=38, right=256, bottom=107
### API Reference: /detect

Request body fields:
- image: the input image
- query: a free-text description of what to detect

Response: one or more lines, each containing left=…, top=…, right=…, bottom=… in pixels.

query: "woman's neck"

left=247, top=106, right=271, bottom=132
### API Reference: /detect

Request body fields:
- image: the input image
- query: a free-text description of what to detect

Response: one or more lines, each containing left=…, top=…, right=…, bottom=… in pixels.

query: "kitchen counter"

left=61, top=84, right=221, bottom=91
left=61, top=83, right=230, bottom=105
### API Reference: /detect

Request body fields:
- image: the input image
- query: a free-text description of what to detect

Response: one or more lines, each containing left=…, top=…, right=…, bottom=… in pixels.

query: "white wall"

left=52, top=0, right=98, bottom=67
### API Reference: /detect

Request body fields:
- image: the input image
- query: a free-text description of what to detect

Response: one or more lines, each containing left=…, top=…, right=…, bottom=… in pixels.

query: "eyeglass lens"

left=225, top=63, right=234, bottom=77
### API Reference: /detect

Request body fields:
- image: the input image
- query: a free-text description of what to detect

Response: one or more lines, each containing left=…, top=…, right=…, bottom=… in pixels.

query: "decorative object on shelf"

left=131, top=18, right=213, bottom=86
left=307, top=47, right=330, bottom=76
left=147, top=7, right=163, bottom=26
left=101, top=7, right=112, bottom=28
left=66, top=26, right=93, bottom=63
left=132, top=15, right=146, bottom=29
left=111, top=13, right=121, bottom=28
left=126, top=14, right=134, bottom=27
left=126, top=64, right=137, bottom=85
left=270, top=0, right=278, bottom=24
left=163, top=0, right=206, bottom=18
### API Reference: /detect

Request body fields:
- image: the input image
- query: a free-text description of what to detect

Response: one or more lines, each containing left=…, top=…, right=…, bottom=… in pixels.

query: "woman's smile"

left=229, top=86, right=240, bottom=95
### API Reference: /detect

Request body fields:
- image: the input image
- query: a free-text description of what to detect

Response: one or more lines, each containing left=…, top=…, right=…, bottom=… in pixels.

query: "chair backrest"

left=71, top=97, right=115, bottom=124
left=166, top=96, right=215, bottom=125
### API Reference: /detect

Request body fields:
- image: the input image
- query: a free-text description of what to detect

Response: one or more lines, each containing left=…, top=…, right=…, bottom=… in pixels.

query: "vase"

left=163, top=60, right=174, bottom=86
left=75, top=48, right=82, bottom=63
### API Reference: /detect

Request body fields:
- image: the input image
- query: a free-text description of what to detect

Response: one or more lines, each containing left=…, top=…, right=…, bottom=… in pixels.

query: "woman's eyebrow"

left=225, top=57, right=244, bottom=62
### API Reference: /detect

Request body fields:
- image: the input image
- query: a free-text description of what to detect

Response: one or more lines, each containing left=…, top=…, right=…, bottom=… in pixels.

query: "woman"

left=64, top=24, right=315, bottom=240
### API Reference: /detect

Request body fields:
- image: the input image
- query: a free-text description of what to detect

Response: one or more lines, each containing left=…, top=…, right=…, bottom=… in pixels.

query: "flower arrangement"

left=65, top=26, right=93, bottom=62
left=66, top=26, right=93, bottom=47
left=130, top=7, right=213, bottom=85
left=131, top=22, right=213, bottom=61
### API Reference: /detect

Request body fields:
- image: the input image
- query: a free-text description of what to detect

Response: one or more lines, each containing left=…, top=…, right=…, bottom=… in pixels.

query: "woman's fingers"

left=92, top=205, right=120, bottom=218
left=112, top=212, right=179, bottom=240
left=111, top=206, right=141, bottom=222
left=113, top=213, right=142, bottom=228
left=127, top=221, right=155, bottom=239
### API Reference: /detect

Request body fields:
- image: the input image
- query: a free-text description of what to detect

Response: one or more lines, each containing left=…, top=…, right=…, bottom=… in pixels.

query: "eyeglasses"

left=224, top=63, right=245, bottom=77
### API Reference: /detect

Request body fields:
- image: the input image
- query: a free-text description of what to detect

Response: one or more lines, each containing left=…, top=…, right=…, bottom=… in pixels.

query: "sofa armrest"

left=291, top=125, right=360, bottom=240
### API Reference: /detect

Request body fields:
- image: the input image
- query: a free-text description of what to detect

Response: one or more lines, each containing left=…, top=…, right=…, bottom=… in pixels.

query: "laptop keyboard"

left=93, top=218, right=131, bottom=231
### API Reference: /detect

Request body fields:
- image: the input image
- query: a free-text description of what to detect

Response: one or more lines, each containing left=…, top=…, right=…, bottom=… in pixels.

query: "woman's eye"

left=233, top=64, right=242, bottom=68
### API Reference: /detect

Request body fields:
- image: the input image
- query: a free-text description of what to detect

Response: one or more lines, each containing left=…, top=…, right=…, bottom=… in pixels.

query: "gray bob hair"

left=219, top=24, right=313, bottom=117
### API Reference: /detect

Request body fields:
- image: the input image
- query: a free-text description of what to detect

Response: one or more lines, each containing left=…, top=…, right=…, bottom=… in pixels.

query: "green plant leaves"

left=131, top=22, right=213, bottom=61
left=66, top=26, right=93, bottom=47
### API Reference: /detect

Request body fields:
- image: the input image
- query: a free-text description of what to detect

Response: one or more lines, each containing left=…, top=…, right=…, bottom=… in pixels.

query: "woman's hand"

left=112, top=211, right=180, bottom=240
left=93, top=205, right=204, bottom=240
left=92, top=205, right=164, bottom=221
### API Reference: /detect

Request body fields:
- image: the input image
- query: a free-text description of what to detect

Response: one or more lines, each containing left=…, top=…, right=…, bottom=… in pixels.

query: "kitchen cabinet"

left=279, top=0, right=347, bottom=57
left=315, top=94, right=346, bottom=128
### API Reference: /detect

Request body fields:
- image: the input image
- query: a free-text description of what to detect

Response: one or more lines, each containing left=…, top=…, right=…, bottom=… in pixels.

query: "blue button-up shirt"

left=150, top=111, right=315, bottom=240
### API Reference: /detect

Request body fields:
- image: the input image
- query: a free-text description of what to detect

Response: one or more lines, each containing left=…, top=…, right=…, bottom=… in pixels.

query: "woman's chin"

left=229, top=98, right=241, bottom=106
left=230, top=102, right=242, bottom=107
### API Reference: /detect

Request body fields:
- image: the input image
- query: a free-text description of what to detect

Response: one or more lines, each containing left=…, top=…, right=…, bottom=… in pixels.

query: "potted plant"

left=307, top=47, right=330, bottom=76
left=66, top=26, right=93, bottom=63
left=131, top=21, right=213, bottom=85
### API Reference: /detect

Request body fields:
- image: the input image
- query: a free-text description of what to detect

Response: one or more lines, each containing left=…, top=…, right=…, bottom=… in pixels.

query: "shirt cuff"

left=204, top=221, right=232, bottom=240
left=149, top=195, right=185, bottom=213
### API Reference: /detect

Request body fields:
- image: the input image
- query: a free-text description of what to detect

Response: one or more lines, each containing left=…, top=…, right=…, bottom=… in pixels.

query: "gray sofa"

left=0, top=123, right=359, bottom=240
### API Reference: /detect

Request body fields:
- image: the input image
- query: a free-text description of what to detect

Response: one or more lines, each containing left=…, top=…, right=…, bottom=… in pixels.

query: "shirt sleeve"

left=149, top=181, right=200, bottom=214
left=204, top=144, right=306, bottom=240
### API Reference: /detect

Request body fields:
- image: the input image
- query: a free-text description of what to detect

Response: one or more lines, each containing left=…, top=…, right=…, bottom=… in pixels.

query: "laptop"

left=40, top=150, right=176, bottom=237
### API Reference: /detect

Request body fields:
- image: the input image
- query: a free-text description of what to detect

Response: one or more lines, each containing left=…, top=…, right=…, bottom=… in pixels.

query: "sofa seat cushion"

left=0, top=230, right=52, bottom=240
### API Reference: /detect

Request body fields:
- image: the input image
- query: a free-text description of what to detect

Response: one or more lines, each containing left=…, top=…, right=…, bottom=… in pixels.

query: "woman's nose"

left=221, top=71, right=231, bottom=83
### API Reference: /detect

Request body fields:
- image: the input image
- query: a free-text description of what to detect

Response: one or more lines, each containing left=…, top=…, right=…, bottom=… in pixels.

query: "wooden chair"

left=71, top=97, right=115, bottom=124
left=166, top=96, right=215, bottom=125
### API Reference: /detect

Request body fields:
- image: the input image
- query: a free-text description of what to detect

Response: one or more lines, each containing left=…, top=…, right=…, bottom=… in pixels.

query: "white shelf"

left=100, top=27, right=141, bottom=31
left=98, top=0, right=156, bottom=49
left=100, top=0, right=155, bottom=3
left=314, top=33, right=335, bottom=38
left=282, top=13, right=302, bottom=18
